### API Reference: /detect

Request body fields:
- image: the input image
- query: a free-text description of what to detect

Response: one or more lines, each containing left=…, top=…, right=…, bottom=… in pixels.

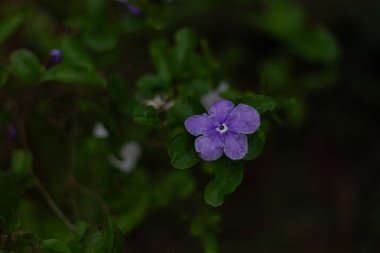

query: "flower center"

left=216, top=124, right=228, bottom=134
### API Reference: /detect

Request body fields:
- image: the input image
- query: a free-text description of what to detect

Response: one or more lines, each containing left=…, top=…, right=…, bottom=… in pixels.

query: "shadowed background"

left=1, top=0, right=379, bottom=252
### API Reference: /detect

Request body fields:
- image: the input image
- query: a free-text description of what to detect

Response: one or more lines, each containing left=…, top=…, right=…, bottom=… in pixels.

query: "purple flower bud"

left=46, top=49, right=63, bottom=69
left=126, top=3, right=142, bottom=16
left=184, top=99, right=260, bottom=161
left=7, top=127, right=17, bottom=139
left=115, top=0, right=142, bottom=16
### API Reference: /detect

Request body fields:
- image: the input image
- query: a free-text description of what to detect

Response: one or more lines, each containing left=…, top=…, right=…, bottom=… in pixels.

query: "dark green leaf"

left=132, top=105, right=161, bottom=127
left=11, top=149, right=33, bottom=175
left=150, top=40, right=172, bottom=84
left=61, top=40, right=94, bottom=70
left=244, top=130, right=266, bottom=160
left=169, top=98, right=204, bottom=122
left=84, top=31, right=117, bottom=52
left=81, top=227, right=107, bottom=253
left=42, top=64, right=105, bottom=86
left=154, top=171, right=195, bottom=206
left=137, top=74, right=167, bottom=98
left=294, top=26, right=340, bottom=64
left=14, top=232, right=39, bottom=247
left=168, top=133, right=200, bottom=169
left=112, top=192, right=150, bottom=234
left=0, top=171, right=21, bottom=219
left=10, top=49, right=43, bottom=83
left=81, top=221, right=124, bottom=253
left=204, top=159, right=243, bottom=207
left=0, top=66, right=9, bottom=86
left=41, top=239, right=71, bottom=253
left=0, top=14, right=24, bottom=45
left=174, top=28, right=197, bottom=73
left=240, top=95, right=277, bottom=113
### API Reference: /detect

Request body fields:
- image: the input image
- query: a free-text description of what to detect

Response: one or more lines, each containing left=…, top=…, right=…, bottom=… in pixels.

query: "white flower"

left=109, top=141, right=141, bottom=173
left=201, top=81, right=230, bottom=109
left=144, top=95, right=175, bottom=111
left=93, top=122, right=109, bottom=138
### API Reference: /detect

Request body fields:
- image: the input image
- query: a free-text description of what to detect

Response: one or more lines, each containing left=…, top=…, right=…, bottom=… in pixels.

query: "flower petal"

left=207, top=99, right=234, bottom=123
left=223, top=132, right=248, bottom=160
left=195, top=132, right=223, bottom=161
left=185, top=114, right=215, bottom=136
left=226, top=104, right=260, bottom=134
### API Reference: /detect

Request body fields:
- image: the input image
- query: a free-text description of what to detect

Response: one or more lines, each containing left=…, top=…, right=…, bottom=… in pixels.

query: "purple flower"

left=126, top=3, right=142, bottom=16
left=115, top=0, right=142, bottom=16
left=185, top=99, right=260, bottom=161
left=7, top=127, right=17, bottom=139
left=46, top=49, right=63, bottom=69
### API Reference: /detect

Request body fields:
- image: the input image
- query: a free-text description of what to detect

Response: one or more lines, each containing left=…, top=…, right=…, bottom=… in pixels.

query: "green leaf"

left=294, top=26, right=340, bottom=64
left=168, top=98, right=204, bottom=123
left=81, top=227, right=107, bottom=253
left=112, top=192, right=149, bottom=234
left=10, top=49, right=43, bottom=83
left=83, top=31, right=117, bottom=52
left=132, top=105, right=161, bottom=128
left=168, top=133, right=200, bottom=169
left=14, top=232, right=39, bottom=247
left=11, top=149, right=33, bottom=175
left=0, top=14, right=24, bottom=45
left=136, top=74, right=167, bottom=98
left=61, top=40, right=94, bottom=70
left=42, top=64, right=106, bottom=86
left=244, top=130, right=266, bottom=160
left=41, top=239, right=71, bottom=253
left=150, top=39, right=172, bottom=84
left=154, top=171, right=195, bottom=206
left=80, top=221, right=124, bottom=253
left=240, top=95, right=277, bottom=113
left=0, top=66, right=9, bottom=87
left=204, top=159, right=243, bottom=207
left=0, top=171, right=21, bottom=219
left=174, top=28, right=197, bottom=73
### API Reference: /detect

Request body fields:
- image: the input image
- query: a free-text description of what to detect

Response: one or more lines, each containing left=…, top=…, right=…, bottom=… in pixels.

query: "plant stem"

left=34, top=178, right=78, bottom=233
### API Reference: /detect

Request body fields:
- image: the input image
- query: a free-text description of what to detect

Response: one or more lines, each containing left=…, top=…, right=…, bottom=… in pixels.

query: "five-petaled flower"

left=184, top=99, right=260, bottom=161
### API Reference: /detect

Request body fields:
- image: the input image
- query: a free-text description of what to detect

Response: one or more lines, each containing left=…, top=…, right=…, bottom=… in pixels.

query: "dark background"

left=1, top=0, right=380, bottom=252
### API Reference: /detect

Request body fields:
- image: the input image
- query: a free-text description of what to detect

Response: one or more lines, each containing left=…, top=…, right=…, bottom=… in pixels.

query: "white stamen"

left=216, top=123, right=228, bottom=134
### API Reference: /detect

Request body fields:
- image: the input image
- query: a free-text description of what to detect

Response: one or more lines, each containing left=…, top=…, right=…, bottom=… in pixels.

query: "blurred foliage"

left=3, top=0, right=375, bottom=252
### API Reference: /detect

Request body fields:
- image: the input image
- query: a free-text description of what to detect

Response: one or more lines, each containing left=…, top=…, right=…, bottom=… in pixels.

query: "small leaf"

left=0, top=171, right=22, bottom=219
left=168, top=133, right=200, bottom=169
left=240, top=95, right=277, bottom=113
left=81, top=227, right=107, bottom=253
left=132, top=105, right=161, bottom=128
left=15, top=233, right=39, bottom=247
left=84, top=31, right=117, bottom=52
left=150, top=39, right=172, bottom=84
left=174, top=28, right=197, bottom=73
left=80, top=221, right=124, bottom=253
left=11, top=149, right=33, bottom=175
left=42, top=64, right=105, bottom=86
left=112, top=193, right=149, bottom=234
left=0, top=66, right=9, bottom=86
left=10, top=49, right=43, bottom=83
left=169, top=98, right=204, bottom=122
left=204, top=159, right=243, bottom=207
left=154, top=171, right=195, bottom=206
left=61, top=40, right=94, bottom=70
left=244, top=130, right=266, bottom=160
left=136, top=74, right=167, bottom=98
left=0, top=14, right=24, bottom=45
left=41, top=239, right=72, bottom=253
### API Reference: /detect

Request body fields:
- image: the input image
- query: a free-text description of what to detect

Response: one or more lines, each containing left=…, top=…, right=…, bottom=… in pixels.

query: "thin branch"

left=75, top=182, right=110, bottom=218
left=34, top=178, right=78, bottom=233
